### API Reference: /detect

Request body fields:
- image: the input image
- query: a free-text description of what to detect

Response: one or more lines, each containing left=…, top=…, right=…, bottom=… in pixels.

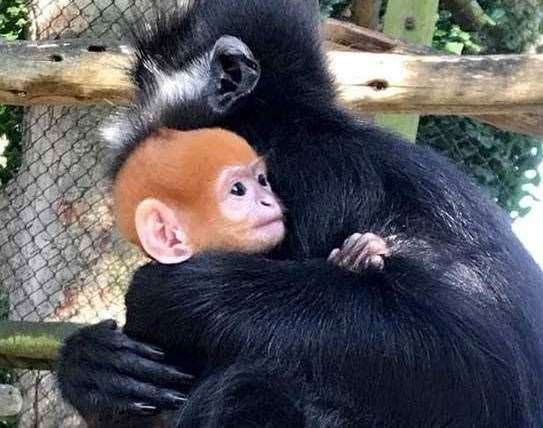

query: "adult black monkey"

left=57, top=0, right=543, bottom=426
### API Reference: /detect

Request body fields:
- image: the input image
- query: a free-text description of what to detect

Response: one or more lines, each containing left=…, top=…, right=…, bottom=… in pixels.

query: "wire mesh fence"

left=0, top=1, right=541, bottom=427
left=0, top=105, right=144, bottom=427
left=0, top=1, right=162, bottom=426
left=418, top=116, right=543, bottom=218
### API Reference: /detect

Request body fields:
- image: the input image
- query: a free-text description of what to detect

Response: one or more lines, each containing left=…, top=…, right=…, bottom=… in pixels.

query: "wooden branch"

left=474, top=113, right=543, bottom=137
left=1, top=23, right=543, bottom=136
left=331, top=51, right=543, bottom=114
left=0, top=320, right=83, bottom=370
left=324, top=19, right=435, bottom=54
left=3, top=38, right=542, bottom=114
left=325, top=19, right=543, bottom=137
left=0, top=39, right=132, bottom=106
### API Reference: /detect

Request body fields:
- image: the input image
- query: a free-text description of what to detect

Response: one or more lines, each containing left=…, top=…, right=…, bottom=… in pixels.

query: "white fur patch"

left=101, top=113, right=130, bottom=149
left=100, top=51, right=211, bottom=150
left=148, top=54, right=211, bottom=105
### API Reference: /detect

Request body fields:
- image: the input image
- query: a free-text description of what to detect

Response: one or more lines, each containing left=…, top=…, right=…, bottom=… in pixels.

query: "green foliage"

left=420, top=1, right=543, bottom=217
left=433, top=10, right=482, bottom=54
left=0, top=106, right=23, bottom=185
left=477, top=0, right=543, bottom=53
left=0, top=0, right=26, bottom=187
left=0, top=0, right=26, bottom=41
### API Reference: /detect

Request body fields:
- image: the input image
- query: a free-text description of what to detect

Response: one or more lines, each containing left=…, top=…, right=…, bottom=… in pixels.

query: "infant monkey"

left=113, top=127, right=389, bottom=270
left=114, top=128, right=285, bottom=263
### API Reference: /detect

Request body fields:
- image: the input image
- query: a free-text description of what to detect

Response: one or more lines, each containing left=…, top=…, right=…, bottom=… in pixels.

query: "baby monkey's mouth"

left=254, top=216, right=284, bottom=228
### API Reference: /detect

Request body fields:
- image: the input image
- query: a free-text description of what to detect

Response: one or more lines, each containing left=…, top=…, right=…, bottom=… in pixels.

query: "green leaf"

left=444, top=41, right=464, bottom=54
left=490, top=8, right=506, bottom=21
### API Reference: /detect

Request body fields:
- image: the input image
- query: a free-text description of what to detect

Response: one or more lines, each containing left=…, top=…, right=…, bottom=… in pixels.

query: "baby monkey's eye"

left=257, top=174, right=268, bottom=187
left=231, top=182, right=247, bottom=196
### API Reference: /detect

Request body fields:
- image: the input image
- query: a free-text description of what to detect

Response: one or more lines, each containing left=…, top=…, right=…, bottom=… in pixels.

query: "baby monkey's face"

left=215, top=158, right=285, bottom=253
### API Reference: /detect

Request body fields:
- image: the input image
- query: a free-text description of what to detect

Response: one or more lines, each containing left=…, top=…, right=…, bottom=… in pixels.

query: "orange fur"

left=113, top=128, right=259, bottom=252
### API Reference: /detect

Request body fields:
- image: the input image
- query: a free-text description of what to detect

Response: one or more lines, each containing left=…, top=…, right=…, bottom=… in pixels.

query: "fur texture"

left=58, top=0, right=543, bottom=426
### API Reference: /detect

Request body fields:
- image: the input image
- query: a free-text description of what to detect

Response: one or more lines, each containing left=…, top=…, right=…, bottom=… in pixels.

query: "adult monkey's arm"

left=121, top=248, right=513, bottom=385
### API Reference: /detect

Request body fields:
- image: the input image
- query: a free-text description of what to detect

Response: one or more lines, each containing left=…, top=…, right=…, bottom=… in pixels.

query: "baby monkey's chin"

left=248, top=219, right=286, bottom=253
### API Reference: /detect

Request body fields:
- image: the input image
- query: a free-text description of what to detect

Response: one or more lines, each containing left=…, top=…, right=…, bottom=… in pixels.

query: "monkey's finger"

left=74, top=390, right=161, bottom=417
left=344, top=233, right=391, bottom=271
left=352, top=252, right=384, bottom=271
left=87, top=324, right=169, bottom=363
left=105, top=378, right=188, bottom=410
left=81, top=320, right=161, bottom=358
left=101, top=374, right=187, bottom=411
left=79, top=391, right=159, bottom=417
left=119, top=338, right=168, bottom=362
left=327, top=248, right=340, bottom=263
left=115, top=352, right=195, bottom=388
left=339, top=235, right=371, bottom=267
left=351, top=249, right=370, bottom=271
left=63, top=365, right=189, bottom=415
left=367, top=255, right=385, bottom=270
left=130, top=402, right=159, bottom=416
left=364, top=238, right=391, bottom=259
left=82, top=328, right=195, bottom=388
left=340, top=233, right=364, bottom=254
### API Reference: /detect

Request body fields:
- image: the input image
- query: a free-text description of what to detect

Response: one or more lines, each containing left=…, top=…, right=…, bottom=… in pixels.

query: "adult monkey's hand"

left=57, top=320, right=194, bottom=418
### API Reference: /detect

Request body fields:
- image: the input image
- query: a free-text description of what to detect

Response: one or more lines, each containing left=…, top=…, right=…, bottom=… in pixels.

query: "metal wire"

left=0, top=1, right=157, bottom=426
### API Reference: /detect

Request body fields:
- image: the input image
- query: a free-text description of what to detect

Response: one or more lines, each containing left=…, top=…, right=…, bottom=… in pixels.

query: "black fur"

left=58, top=0, right=543, bottom=426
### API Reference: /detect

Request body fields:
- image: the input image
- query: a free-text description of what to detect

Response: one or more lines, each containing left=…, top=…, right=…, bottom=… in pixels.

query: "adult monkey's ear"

left=208, top=35, right=261, bottom=113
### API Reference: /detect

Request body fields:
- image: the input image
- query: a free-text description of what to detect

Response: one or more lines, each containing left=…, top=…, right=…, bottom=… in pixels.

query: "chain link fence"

left=418, top=116, right=543, bottom=218
left=0, top=1, right=541, bottom=427
left=0, top=1, right=167, bottom=426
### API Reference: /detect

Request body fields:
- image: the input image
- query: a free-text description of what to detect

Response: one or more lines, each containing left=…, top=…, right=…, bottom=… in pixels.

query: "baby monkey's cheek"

left=219, top=199, right=253, bottom=223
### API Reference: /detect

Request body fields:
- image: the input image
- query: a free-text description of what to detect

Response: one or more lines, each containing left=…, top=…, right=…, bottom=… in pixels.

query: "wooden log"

left=325, top=19, right=543, bottom=136
left=3, top=39, right=542, bottom=114
left=1, top=26, right=543, bottom=136
left=475, top=113, right=543, bottom=137
left=324, top=19, right=435, bottom=54
left=0, top=321, right=83, bottom=370
left=0, top=385, right=22, bottom=417
left=331, top=51, right=543, bottom=114
left=0, top=39, right=132, bottom=106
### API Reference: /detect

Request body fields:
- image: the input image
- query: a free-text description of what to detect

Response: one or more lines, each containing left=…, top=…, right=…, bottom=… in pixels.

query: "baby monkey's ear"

left=134, top=198, right=193, bottom=264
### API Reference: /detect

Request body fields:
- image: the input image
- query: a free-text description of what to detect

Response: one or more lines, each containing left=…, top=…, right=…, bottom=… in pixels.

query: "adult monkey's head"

left=102, top=0, right=331, bottom=178
left=102, top=34, right=261, bottom=178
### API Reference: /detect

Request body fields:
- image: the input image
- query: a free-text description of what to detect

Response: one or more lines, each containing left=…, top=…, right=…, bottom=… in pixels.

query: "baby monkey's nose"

left=260, top=200, right=272, bottom=207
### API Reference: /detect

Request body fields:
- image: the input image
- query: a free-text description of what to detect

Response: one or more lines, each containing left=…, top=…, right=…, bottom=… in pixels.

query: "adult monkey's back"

left=57, top=0, right=543, bottom=426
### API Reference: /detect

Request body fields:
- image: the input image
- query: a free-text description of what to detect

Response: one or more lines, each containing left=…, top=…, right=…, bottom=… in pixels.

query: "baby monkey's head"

left=113, top=128, right=285, bottom=263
